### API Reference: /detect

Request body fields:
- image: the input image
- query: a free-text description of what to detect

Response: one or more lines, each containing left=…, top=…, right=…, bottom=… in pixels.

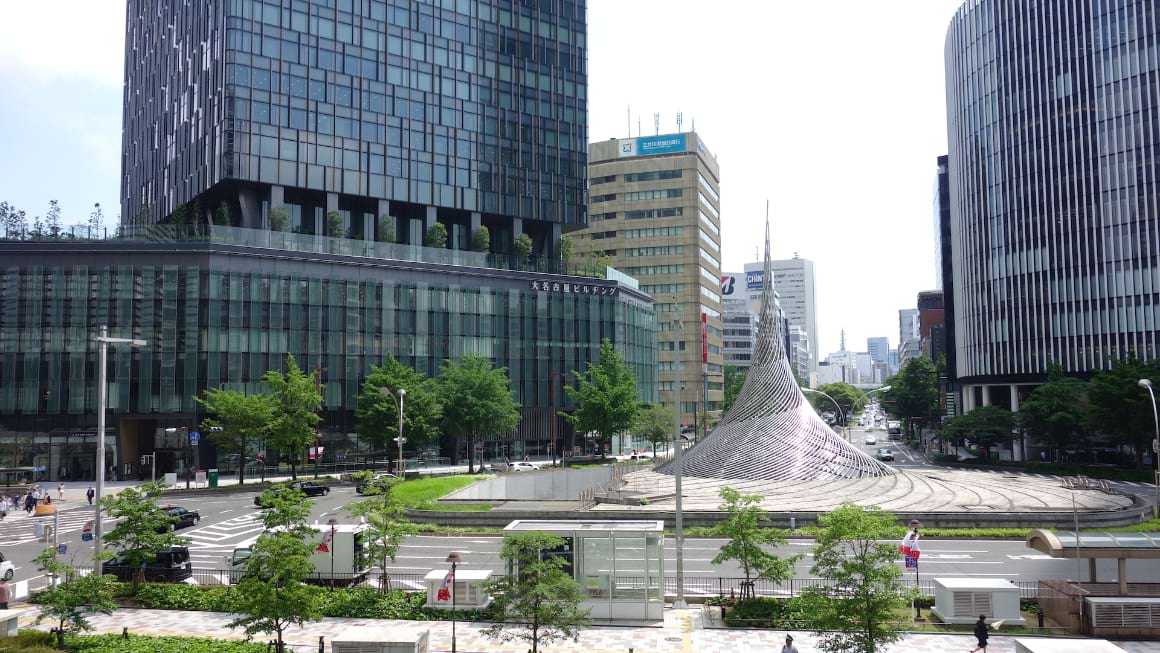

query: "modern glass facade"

left=122, top=0, right=588, bottom=254
left=0, top=231, right=655, bottom=481
left=945, top=0, right=1160, bottom=385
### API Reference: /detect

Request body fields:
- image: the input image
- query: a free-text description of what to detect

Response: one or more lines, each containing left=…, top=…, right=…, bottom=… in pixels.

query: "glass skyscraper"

left=0, top=0, right=657, bottom=481
left=945, top=0, right=1159, bottom=411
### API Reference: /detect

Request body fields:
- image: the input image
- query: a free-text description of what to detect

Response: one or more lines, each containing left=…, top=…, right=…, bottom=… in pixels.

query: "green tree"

left=513, top=232, right=534, bottom=260
left=710, top=487, right=800, bottom=600
left=87, top=202, right=104, bottom=237
left=347, top=492, right=416, bottom=592
left=426, top=222, right=448, bottom=248
left=33, top=549, right=118, bottom=649
left=45, top=199, right=63, bottom=237
left=377, top=214, right=394, bottom=242
left=563, top=339, right=639, bottom=455
left=723, top=365, right=746, bottom=412
left=1087, top=356, right=1160, bottom=468
left=355, top=355, right=442, bottom=467
left=230, top=531, right=320, bottom=653
left=634, top=403, right=673, bottom=457
left=269, top=206, right=289, bottom=232
left=942, top=405, right=1015, bottom=453
left=482, top=532, right=590, bottom=653
left=799, top=504, right=911, bottom=653
left=437, top=354, right=521, bottom=473
left=881, top=356, right=940, bottom=438
left=213, top=201, right=231, bottom=226
left=472, top=225, right=491, bottom=252
left=196, top=389, right=274, bottom=484
left=1018, top=363, right=1089, bottom=459
left=101, top=480, right=190, bottom=591
left=325, top=210, right=345, bottom=238
left=558, top=235, right=574, bottom=267
left=262, top=354, right=323, bottom=479
left=815, top=382, right=862, bottom=424
left=255, top=484, right=312, bottom=533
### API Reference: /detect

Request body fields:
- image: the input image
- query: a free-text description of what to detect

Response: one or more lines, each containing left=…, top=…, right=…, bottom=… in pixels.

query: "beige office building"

left=575, top=133, right=723, bottom=434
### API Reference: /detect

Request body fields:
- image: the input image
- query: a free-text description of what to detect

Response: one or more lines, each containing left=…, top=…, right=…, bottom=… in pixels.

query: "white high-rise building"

left=743, top=255, right=818, bottom=377
left=867, top=337, right=890, bottom=365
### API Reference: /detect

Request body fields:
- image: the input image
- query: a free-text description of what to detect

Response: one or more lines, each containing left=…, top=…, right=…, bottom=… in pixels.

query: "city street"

left=5, top=471, right=1160, bottom=595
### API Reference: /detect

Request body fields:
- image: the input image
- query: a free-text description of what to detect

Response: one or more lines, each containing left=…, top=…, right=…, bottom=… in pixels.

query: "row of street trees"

left=1, top=199, right=108, bottom=240
left=881, top=355, right=1160, bottom=467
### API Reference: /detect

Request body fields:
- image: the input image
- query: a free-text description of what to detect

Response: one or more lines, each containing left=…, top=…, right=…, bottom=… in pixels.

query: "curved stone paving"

left=599, top=468, right=1134, bottom=513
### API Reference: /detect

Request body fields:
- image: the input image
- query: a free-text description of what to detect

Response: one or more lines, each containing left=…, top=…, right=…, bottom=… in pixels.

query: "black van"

left=103, top=546, right=192, bottom=583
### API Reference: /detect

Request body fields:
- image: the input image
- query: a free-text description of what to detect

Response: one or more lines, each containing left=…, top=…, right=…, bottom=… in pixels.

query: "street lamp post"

left=445, top=551, right=462, bottom=653
left=1138, top=379, right=1159, bottom=519
left=327, top=517, right=338, bottom=590
left=803, top=388, right=847, bottom=440
left=93, top=325, right=147, bottom=574
left=378, top=387, right=407, bottom=476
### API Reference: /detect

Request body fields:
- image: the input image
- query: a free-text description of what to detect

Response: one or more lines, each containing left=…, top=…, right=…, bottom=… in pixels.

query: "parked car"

left=355, top=473, right=397, bottom=494
left=254, top=481, right=331, bottom=506
left=864, top=434, right=878, bottom=445
left=0, top=551, right=14, bottom=581
left=507, top=461, right=538, bottom=472
left=159, top=506, right=200, bottom=531
left=876, top=448, right=895, bottom=462
left=103, top=546, right=192, bottom=583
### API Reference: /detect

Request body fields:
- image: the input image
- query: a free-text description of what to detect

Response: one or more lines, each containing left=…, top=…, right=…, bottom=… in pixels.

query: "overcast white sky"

left=0, top=0, right=965, bottom=356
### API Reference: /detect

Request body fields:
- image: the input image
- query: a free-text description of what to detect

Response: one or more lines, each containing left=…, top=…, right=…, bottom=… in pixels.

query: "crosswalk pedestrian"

left=0, top=507, right=108, bottom=546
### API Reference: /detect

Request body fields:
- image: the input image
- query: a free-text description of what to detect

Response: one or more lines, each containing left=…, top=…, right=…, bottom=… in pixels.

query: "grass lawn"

left=390, top=474, right=493, bottom=511
left=898, top=607, right=1065, bottom=636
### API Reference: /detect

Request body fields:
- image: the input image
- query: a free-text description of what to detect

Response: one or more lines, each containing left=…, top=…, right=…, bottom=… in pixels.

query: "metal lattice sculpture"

left=657, top=220, right=893, bottom=480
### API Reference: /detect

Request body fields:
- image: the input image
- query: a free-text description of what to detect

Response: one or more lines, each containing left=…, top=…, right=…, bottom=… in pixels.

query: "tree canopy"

left=1018, top=363, right=1089, bottom=456
left=564, top=339, right=639, bottom=455
left=634, top=403, right=673, bottom=456
left=437, top=354, right=521, bottom=472
left=722, top=365, right=746, bottom=413
left=261, top=353, right=323, bottom=478
left=942, top=405, right=1015, bottom=451
left=710, top=487, right=799, bottom=600
left=1087, top=356, right=1160, bottom=468
left=355, top=355, right=442, bottom=464
left=814, top=382, right=862, bottom=423
left=197, top=388, right=274, bottom=483
left=101, top=480, right=190, bottom=591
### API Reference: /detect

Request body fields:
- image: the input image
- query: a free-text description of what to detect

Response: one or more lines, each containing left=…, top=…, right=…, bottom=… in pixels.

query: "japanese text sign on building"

left=529, top=280, right=618, bottom=297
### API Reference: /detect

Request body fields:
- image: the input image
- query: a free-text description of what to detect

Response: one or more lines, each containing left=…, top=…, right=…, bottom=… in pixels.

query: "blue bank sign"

left=618, top=133, right=688, bottom=158
left=746, top=271, right=764, bottom=289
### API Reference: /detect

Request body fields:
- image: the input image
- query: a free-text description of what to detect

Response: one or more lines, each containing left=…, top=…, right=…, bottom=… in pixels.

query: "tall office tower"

left=720, top=271, right=756, bottom=369
left=743, top=255, right=818, bottom=377
left=946, top=0, right=1159, bottom=416
left=935, top=154, right=957, bottom=416
left=898, top=308, right=920, bottom=366
left=0, top=0, right=658, bottom=481
left=867, top=337, right=890, bottom=365
left=576, top=132, right=724, bottom=430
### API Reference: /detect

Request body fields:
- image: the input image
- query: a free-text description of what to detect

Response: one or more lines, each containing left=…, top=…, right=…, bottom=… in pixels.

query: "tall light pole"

left=803, top=388, right=847, bottom=441
left=1138, top=379, right=1159, bottom=519
left=668, top=312, right=688, bottom=609
left=93, top=326, right=147, bottom=574
left=378, top=387, right=407, bottom=476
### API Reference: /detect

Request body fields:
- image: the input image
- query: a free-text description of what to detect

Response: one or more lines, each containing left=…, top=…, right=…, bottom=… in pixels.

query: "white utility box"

left=1015, top=637, right=1126, bottom=653
left=424, top=568, right=493, bottom=610
left=930, top=577, right=1024, bottom=626
left=330, top=626, right=429, bottom=653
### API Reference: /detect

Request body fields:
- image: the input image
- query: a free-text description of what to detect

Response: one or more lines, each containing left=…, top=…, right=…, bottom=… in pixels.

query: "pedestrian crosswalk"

left=0, top=507, right=109, bottom=546
left=182, top=512, right=265, bottom=566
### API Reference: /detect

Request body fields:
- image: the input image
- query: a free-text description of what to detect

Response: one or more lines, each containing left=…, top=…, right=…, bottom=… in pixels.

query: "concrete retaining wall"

left=408, top=499, right=1153, bottom=530
left=444, top=466, right=613, bottom=501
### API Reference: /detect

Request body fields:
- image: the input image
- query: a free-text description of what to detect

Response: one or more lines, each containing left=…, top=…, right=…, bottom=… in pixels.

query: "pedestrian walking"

left=57, top=482, right=64, bottom=502
left=781, top=634, right=799, bottom=653
left=0, top=577, right=10, bottom=610
left=86, top=485, right=95, bottom=505
left=0, top=495, right=9, bottom=520
left=968, top=614, right=990, bottom=651
left=24, top=492, right=35, bottom=514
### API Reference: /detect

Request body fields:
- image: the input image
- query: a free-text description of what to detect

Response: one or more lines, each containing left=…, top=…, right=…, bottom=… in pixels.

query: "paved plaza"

left=12, top=606, right=1160, bottom=652
left=604, top=467, right=1134, bottom=515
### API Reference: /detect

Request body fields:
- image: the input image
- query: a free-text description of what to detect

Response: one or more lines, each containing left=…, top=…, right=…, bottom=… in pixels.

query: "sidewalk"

left=13, top=606, right=1160, bottom=652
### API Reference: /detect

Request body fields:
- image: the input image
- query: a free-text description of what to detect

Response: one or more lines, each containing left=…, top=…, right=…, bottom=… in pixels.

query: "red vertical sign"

left=701, top=312, right=708, bottom=363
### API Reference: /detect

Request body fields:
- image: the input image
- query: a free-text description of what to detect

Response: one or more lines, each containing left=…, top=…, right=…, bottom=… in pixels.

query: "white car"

left=864, top=434, right=878, bottom=445
left=508, top=461, right=538, bottom=472
left=0, top=551, right=14, bottom=581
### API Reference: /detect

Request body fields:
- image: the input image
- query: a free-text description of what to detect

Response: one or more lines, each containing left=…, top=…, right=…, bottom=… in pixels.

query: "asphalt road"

left=4, top=463, right=1160, bottom=593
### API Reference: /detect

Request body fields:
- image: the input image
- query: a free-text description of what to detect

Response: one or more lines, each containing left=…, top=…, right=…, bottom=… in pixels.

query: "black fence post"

left=318, top=636, right=325, bottom=653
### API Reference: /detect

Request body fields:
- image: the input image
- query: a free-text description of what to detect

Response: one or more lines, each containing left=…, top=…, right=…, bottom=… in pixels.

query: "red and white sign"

left=316, top=529, right=333, bottom=554
left=436, top=568, right=455, bottom=602
left=899, top=531, right=921, bottom=560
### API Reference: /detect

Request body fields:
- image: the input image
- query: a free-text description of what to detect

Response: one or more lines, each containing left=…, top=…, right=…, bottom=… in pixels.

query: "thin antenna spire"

left=627, top=105, right=631, bottom=138
left=654, top=112, right=660, bottom=136
left=677, top=112, right=683, bottom=133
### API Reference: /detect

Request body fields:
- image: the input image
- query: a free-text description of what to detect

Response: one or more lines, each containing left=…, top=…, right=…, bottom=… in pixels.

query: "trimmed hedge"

left=0, top=633, right=265, bottom=653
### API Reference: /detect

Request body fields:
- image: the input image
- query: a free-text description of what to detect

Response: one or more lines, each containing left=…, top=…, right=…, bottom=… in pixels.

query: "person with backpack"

left=968, top=614, right=990, bottom=651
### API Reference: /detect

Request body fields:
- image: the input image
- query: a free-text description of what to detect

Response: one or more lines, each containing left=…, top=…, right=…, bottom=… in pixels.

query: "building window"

left=624, top=226, right=682, bottom=239
left=591, top=174, right=617, bottom=185
left=624, top=169, right=683, bottom=182
left=592, top=193, right=617, bottom=202
left=625, top=208, right=683, bottom=220
left=698, top=171, right=720, bottom=203
left=624, top=189, right=682, bottom=201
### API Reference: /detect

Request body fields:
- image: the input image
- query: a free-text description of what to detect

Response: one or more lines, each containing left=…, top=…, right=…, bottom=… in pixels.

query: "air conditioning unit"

left=330, top=626, right=429, bottom=653
left=930, top=578, right=1024, bottom=626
